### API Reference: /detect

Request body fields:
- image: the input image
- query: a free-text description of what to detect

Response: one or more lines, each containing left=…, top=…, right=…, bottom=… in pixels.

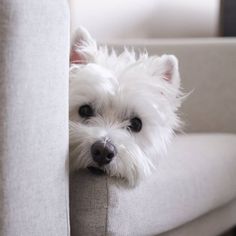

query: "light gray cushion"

left=0, top=1, right=70, bottom=235
left=107, top=38, right=236, bottom=133
left=159, top=198, right=236, bottom=236
left=70, top=134, right=236, bottom=236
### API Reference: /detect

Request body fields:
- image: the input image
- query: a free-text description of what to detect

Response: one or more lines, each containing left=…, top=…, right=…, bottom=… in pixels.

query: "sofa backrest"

left=106, top=38, right=236, bottom=133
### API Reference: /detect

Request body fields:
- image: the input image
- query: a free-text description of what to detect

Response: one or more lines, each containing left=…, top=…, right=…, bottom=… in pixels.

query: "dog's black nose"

left=91, top=140, right=117, bottom=166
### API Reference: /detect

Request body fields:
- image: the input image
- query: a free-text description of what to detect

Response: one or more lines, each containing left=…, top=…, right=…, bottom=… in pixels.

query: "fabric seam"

left=105, top=175, right=109, bottom=236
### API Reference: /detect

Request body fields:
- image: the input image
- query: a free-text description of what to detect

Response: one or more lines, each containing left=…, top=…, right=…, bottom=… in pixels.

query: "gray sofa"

left=70, top=39, right=236, bottom=236
left=0, top=1, right=236, bottom=236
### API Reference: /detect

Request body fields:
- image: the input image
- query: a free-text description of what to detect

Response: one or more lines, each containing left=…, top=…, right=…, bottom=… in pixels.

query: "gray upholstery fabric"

left=70, top=171, right=108, bottom=236
left=159, top=198, right=236, bottom=236
left=0, top=1, right=70, bottom=235
left=70, top=134, right=236, bottom=236
left=108, top=38, right=236, bottom=133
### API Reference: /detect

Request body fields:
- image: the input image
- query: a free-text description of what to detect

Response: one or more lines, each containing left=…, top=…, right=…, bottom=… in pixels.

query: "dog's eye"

left=78, top=104, right=94, bottom=118
left=129, top=117, right=142, bottom=132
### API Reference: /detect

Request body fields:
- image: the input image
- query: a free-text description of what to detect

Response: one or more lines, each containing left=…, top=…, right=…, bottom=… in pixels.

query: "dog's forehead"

left=70, top=64, right=118, bottom=94
left=70, top=62, right=164, bottom=116
left=75, top=64, right=116, bottom=83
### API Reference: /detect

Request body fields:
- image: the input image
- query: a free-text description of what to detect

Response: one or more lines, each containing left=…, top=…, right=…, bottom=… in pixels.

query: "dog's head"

left=69, top=27, right=182, bottom=186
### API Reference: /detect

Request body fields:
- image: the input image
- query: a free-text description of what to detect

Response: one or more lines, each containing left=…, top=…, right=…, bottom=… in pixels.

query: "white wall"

left=69, top=0, right=220, bottom=40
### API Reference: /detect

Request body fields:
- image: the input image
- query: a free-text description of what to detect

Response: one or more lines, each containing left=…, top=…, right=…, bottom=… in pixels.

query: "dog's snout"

left=91, top=140, right=117, bottom=166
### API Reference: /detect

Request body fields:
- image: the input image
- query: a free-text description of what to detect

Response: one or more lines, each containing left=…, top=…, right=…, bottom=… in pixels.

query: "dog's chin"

left=87, top=166, right=105, bottom=175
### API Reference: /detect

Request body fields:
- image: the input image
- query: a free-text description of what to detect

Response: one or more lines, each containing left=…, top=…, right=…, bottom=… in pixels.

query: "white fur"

left=69, top=27, right=183, bottom=187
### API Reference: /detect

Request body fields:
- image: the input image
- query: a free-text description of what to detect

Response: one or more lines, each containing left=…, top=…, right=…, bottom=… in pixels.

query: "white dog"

left=69, top=27, right=182, bottom=187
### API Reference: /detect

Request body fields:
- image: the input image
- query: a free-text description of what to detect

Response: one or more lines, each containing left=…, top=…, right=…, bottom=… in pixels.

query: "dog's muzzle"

left=90, top=139, right=117, bottom=166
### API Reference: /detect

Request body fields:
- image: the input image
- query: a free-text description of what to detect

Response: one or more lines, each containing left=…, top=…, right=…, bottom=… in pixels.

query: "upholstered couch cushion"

left=159, top=198, right=236, bottom=236
left=70, top=134, right=236, bottom=235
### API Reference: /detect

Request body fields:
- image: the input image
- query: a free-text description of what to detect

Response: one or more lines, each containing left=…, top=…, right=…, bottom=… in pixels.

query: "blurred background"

left=69, top=0, right=235, bottom=41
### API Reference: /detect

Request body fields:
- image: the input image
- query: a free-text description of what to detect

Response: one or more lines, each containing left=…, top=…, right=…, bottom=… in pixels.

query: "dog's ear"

left=70, top=26, right=97, bottom=64
left=152, top=55, right=180, bottom=90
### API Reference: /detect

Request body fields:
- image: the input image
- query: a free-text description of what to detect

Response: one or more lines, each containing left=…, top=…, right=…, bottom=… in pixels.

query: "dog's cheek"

left=113, top=140, right=152, bottom=186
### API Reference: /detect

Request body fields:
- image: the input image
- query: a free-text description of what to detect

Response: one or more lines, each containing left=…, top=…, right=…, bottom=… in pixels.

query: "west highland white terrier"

left=69, top=27, right=182, bottom=187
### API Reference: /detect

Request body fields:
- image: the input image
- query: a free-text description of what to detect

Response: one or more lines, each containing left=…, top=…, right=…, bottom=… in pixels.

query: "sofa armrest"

left=0, top=1, right=70, bottom=235
left=70, top=134, right=236, bottom=235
